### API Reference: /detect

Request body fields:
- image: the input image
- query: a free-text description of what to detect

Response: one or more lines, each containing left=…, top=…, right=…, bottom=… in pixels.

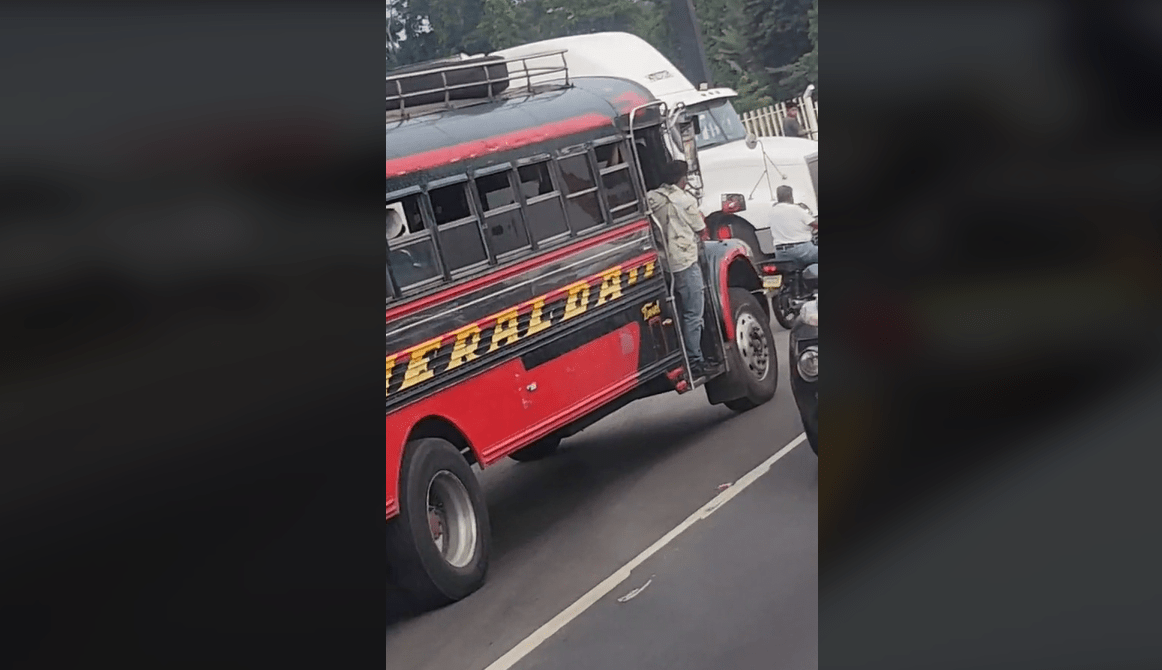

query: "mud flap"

left=704, top=342, right=748, bottom=404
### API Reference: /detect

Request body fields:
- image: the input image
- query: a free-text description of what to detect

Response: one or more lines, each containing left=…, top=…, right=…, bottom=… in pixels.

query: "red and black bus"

left=386, top=53, right=778, bottom=609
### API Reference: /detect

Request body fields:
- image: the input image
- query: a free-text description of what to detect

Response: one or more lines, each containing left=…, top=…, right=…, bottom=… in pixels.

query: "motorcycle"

left=767, top=232, right=815, bottom=331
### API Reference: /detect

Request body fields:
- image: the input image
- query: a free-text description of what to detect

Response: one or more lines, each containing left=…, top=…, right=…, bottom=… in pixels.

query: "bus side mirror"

left=745, top=132, right=758, bottom=150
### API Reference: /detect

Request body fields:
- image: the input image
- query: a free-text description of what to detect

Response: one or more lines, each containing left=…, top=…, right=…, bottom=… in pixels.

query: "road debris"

left=616, top=576, right=654, bottom=603
left=717, top=482, right=733, bottom=491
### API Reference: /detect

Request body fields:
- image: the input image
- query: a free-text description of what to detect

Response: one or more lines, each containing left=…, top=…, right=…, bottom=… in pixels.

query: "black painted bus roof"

left=385, top=76, right=657, bottom=178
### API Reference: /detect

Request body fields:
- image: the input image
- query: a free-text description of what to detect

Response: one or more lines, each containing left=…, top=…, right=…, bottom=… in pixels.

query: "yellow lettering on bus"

left=398, top=337, right=442, bottom=390
left=526, top=298, right=552, bottom=337
left=385, top=355, right=397, bottom=396
left=488, top=308, right=521, bottom=352
left=642, top=260, right=656, bottom=279
left=562, top=280, right=591, bottom=321
left=626, top=265, right=640, bottom=286
left=595, top=267, right=623, bottom=306
left=446, top=324, right=482, bottom=371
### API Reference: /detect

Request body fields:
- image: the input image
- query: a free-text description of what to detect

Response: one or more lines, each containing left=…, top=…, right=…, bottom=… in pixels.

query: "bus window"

left=518, top=161, right=569, bottom=244
left=596, top=141, right=639, bottom=218
left=557, top=153, right=604, bottom=233
left=430, top=182, right=489, bottom=273
left=387, top=193, right=441, bottom=291
left=475, top=170, right=530, bottom=258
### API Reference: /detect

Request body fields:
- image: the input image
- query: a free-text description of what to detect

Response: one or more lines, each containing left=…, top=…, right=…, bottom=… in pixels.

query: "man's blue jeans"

left=774, top=240, right=818, bottom=266
left=670, top=263, right=705, bottom=367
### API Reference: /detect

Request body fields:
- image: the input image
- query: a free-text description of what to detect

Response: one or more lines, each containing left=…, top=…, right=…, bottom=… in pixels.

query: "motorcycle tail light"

left=761, top=264, right=778, bottom=275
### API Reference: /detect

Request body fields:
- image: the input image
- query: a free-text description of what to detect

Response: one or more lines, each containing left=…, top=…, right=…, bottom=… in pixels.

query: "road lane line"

left=483, top=433, right=807, bottom=670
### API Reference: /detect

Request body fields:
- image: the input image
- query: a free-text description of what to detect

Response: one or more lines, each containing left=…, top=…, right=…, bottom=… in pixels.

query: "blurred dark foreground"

left=821, top=2, right=1162, bottom=668
left=0, top=5, right=385, bottom=668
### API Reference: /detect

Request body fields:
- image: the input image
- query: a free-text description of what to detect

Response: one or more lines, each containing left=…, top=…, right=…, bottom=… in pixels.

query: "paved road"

left=387, top=324, right=817, bottom=670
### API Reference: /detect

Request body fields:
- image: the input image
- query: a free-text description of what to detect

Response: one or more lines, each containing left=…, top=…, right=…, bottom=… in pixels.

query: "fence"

left=740, top=95, right=818, bottom=141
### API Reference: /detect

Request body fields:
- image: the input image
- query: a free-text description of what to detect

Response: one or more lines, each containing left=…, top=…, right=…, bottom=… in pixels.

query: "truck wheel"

left=724, top=288, right=779, bottom=412
left=509, top=435, right=561, bottom=462
left=387, top=437, right=490, bottom=611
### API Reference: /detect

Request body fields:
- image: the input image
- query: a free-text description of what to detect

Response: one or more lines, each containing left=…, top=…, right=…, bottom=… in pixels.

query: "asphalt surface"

left=386, top=322, right=817, bottom=670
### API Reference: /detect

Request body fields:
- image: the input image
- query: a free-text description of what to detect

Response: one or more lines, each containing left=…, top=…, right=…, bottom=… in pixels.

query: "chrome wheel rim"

left=735, top=311, right=771, bottom=381
left=425, top=471, right=478, bottom=569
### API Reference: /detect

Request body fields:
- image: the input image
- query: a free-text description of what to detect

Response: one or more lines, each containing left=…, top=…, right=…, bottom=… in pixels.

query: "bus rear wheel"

left=387, top=437, right=490, bottom=611
left=724, top=288, right=779, bottom=412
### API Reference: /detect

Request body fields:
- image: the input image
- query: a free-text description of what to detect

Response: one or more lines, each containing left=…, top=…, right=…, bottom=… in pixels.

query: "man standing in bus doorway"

left=769, top=184, right=818, bottom=265
left=782, top=102, right=808, bottom=138
left=648, top=160, right=710, bottom=378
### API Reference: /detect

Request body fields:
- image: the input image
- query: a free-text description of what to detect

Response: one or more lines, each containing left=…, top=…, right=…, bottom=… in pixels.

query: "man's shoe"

left=702, top=358, right=726, bottom=377
left=689, top=361, right=707, bottom=380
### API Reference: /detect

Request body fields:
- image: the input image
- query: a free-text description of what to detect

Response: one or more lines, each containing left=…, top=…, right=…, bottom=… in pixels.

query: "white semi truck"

left=493, top=32, right=818, bottom=264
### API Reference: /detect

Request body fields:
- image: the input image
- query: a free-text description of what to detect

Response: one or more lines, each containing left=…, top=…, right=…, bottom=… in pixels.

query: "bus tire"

left=723, top=288, right=779, bottom=412
left=509, top=435, right=561, bottom=462
left=387, top=437, right=490, bottom=611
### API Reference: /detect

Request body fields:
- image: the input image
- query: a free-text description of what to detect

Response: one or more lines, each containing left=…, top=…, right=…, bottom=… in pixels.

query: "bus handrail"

left=387, top=50, right=571, bottom=120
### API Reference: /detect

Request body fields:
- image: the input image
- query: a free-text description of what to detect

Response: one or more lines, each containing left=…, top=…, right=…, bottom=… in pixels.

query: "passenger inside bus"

left=388, top=193, right=441, bottom=290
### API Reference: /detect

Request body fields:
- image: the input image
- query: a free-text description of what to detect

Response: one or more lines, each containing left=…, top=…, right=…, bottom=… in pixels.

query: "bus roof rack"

left=387, top=50, right=571, bottom=122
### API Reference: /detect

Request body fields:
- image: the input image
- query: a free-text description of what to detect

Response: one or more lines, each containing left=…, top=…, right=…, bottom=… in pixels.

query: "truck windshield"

left=693, top=100, right=748, bottom=149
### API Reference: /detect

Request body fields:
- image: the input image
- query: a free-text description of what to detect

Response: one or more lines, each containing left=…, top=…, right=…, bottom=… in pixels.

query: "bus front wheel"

left=723, top=288, right=779, bottom=412
left=387, top=437, right=490, bottom=610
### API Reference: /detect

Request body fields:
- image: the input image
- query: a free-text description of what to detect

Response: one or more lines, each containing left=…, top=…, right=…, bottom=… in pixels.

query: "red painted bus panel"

left=385, top=320, right=642, bottom=517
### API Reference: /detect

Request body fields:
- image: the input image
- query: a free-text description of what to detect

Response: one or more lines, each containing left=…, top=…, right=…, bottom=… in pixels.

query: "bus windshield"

left=692, top=100, right=748, bottom=149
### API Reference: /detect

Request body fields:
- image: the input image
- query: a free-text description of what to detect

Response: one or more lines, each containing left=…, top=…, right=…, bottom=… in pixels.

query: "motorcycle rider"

left=769, top=184, right=818, bottom=266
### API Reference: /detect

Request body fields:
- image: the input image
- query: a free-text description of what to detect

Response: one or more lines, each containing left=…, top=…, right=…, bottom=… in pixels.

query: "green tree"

left=387, top=0, right=486, bottom=67
left=693, top=0, right=811, bottom=109
left=469, top=0, right=530, bottom=52
left=771, top=0, right=816, bottom=95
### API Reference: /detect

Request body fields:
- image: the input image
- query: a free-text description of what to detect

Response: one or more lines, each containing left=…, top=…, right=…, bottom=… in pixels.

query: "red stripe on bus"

left=386, top=218, right=651, bottom=323
left=385, top=112, right=614, bottom=178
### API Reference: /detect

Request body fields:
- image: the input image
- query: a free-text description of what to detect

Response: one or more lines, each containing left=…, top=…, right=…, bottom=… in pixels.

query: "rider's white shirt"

left=768, top=202, right=815, bottom=245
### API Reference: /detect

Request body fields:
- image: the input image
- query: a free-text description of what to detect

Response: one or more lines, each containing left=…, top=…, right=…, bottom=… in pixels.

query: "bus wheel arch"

left=722, top=255, right=770, bottom=327
left=408, top=415, right=478, bottom=466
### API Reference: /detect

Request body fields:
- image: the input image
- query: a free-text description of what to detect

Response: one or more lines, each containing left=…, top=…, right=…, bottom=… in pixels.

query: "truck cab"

left=492, top=32, right=818, bottom=263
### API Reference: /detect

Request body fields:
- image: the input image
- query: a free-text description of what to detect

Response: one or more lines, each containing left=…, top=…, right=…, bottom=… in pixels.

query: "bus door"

left=630, top=104, right=729, bottom=385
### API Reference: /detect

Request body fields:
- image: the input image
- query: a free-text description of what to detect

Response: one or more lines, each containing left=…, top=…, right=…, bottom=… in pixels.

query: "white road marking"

left=483, top=433, right=807, bottom=670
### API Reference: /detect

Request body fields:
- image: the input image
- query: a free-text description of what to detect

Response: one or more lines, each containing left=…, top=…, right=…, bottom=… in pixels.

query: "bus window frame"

left=556, top=146, right=610, bottom=234
left=514, top=153, right=572, bottom=249
left=425, top=175, right=494, bottom=280
left=471, top=162, right=534, bottom=264
left=592, top=136, right=644, bottom=223
left=387, top=184, right=445, bottom=299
